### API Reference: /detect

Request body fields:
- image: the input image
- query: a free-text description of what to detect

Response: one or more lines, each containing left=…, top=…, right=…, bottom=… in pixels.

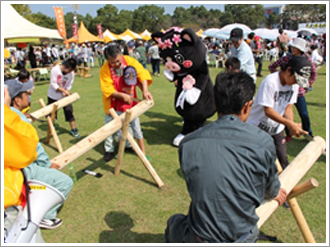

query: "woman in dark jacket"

left=28, top=45, right=37, bottom=68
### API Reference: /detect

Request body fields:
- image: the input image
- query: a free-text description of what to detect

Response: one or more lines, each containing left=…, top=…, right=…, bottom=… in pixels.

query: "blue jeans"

left=151, top=58, right=160, bottom=74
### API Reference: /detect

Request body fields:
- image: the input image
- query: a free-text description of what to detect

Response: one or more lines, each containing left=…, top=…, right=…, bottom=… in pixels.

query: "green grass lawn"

left=28, top=59, right=327, bottom=243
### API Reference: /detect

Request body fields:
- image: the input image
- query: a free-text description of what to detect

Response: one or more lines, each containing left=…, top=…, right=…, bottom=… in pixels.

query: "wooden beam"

left=275, top=158, right=282, bottom=174
left=109, top=109, right=164, bottom=188
left=39, top=99, right=63, bottom=153
left=256, top=136, right=326, bottom=228
left=45, top=104, right=58, bottom=144
left=50, top=100, right=154, bottom=169
left=114, top=109, right=132, bottom=175
left=28, top=93, right=80, bottom=121
left=287, top=178, right=319, bottom=200
left=288, top=198, right=316, bottom=243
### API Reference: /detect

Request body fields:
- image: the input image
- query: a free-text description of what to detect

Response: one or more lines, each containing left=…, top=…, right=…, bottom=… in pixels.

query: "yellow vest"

left=99, top=55, right=152, bottom=114
left=4, top=104, right=39, bottom=209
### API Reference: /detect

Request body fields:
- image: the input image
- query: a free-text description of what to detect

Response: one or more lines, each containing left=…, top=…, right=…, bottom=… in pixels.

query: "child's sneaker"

left=71, top=128, right=80, bottom=138
left=39, top=218, right=62, bottom=229
left=145, top=154, right=152, bottom=161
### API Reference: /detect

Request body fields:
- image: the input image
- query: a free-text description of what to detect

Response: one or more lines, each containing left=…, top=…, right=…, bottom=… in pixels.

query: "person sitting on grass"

left=47, top=58, right=80, bottom=138
left=5, top=79, right=74, bottom=230
left=111, top=66, right=151, bottom=160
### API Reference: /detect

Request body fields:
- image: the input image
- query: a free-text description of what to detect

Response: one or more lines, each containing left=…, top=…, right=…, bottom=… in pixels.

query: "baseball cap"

left=123, top=66, right=137, bottom=86
left=230, top=28, right=243, bottom=42
left=4, top=79, right=34, bottom=99
left=290, top=37, right=307, bottom=53
left=287, top=56, right=312, bottom=88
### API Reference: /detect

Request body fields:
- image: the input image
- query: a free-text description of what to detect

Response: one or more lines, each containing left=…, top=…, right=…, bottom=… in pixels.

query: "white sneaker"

left=172, top=133, right=185, bottom=147
left=39, top=218, right=62, bottom=229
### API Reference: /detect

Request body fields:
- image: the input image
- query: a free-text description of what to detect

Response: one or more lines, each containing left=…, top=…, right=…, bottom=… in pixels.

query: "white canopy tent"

left=2, top=4, right=63, bottom=40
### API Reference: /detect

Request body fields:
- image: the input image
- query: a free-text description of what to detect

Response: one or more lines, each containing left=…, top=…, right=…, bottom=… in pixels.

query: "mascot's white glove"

left=163, top=70, right=175, bottom=81
left=176, top=75, right=201, bottom=109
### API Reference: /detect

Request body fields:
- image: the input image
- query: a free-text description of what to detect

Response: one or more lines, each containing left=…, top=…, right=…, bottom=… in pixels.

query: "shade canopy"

left=139, top=29, right=151, bottom=41
left=65, top=21, right=102, bottom=44
left=3, top=4, right=63, bottom=40
left=297, top=28, right=318, bottom=37
left=253, top=28, right=279, bottom=41
left=118, top=29, right=142, bottom=42
left=219, top=23, right=252, bottom=35
left=101, top=29, right=122, bottom=43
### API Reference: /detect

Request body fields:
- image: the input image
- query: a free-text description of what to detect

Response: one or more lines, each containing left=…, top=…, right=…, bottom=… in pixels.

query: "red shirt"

left=114, top=77, right=138, bottom=112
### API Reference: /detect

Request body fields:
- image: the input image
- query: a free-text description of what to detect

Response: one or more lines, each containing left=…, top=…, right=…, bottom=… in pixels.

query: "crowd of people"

left=3, top=25, right=325, bottom=243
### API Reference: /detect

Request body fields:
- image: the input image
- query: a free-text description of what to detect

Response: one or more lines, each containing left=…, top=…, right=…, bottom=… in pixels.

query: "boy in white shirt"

left=247, top=56, right=312, bottom=170
left=47, top=58, right=80, bottom=138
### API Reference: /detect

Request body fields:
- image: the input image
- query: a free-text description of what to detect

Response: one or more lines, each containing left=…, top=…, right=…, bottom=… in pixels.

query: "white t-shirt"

left=148, top=45, right=160, bottom=59
left=311, top=49, right=323, bottom=65
left=47, top=64, right=74, bottom=100
left=246, top=72, right=299, bottom=136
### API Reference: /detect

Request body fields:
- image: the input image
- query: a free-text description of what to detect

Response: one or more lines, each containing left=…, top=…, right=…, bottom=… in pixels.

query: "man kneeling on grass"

left=165, top=71, right=287, bottom=243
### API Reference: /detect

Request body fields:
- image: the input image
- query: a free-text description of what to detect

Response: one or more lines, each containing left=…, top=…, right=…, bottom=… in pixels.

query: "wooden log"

left=39, top=99, right=63, bottom=153
left=287, top=178, right=319, bottom=200
left=45, top=104, right=58, bottom=144
left=109, top=109, right=164, bottom=188
left=50, top=100, right=154, bottom=169
left=28, top=93, right=80, bottom=121
left=275, top=158, right=282, bottom=174
left=126, top=130, right=165, bottom=188
left=114, top=109, right=132, bottom=175
left=256, top=136, right=326, bottom=228
left=288, top=198, right=316, bottom=243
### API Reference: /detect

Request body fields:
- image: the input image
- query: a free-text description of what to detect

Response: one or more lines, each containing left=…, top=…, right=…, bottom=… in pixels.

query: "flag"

left=96, top=24, right=103, bottom=39
left=72, top=23, right=78, bottom=39
left=53, top=7, right=67, bottom=40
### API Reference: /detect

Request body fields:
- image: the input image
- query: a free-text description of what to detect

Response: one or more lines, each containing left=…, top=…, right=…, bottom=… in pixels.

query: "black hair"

left=248, top=32, right=255, bottom=39
left=63, top=58, right=77, bottom=69
left=280, top=62, right=294, bottom=75
left=104, top=45, right=122, bottom=59
left=225, top=57, right=241, bottom=70
left=279, top=28, right=284, bottom=34
left=310, top=44, right=318, bottom=50
left=214, top=71, right=255, bottom=115
left=10, top=92, right=24, bottom=107
left=18, top=68, right=30, bottom=81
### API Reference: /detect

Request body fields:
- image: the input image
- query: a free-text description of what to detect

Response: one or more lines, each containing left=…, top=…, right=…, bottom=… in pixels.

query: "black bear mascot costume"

left=152, top=27, right=216, bottom=146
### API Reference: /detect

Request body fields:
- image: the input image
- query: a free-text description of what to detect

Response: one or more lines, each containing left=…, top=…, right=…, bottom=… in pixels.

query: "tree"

left=11, top=4, right=40, bottom=23
left=172, top=7, right=192, bottom=27
left=31, top=12, right=57, bottom=29
left=280, top=4, right=326, bottom=30
left=266, top=11, right=279, bottom=29
left=115, top=10, right=134, bottom=33
left=64, top=12, right=87, bottom=37
left=132, top=5, right=166, bottom=33
left=224, top=4, right=266, bottom=29
left=206, top=9, right=223, bottom=28
left=186, top=5, right=209, bottom=29
left=92, top=4, right=119, bottom=33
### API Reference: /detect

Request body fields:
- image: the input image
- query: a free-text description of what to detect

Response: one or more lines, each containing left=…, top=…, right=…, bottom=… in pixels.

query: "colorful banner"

left=53, top=7, right=67, bottom=39
left=96, top=24, right=103, bottom=39
left=72, top=23, right=78, bottom=39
